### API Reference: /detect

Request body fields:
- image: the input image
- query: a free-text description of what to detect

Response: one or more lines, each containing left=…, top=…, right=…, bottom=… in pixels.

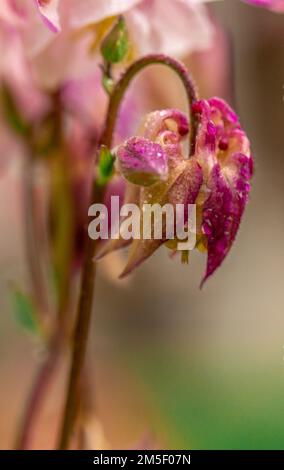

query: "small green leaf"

left=11, top=288, right=39, bottom=334
left=101, top=16, right=129, bottom=64
left=0, top=84, right=30, bottom=136
left=97, top=145, right=115, bottom=186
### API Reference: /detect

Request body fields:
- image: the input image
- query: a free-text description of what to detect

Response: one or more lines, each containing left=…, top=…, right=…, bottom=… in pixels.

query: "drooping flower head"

left=97, top=99, right=253, bottom=286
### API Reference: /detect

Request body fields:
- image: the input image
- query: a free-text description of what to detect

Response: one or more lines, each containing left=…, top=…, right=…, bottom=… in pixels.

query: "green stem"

left=57, top=54, right=198, bottom=449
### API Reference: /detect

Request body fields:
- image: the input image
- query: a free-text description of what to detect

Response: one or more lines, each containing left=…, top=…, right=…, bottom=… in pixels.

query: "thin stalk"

left=15, top=333, right=62, bottom=449
left=57, top=203, right=101, bottom=450
left=58, top=54, right=198, bottom=449
left=23, top=150, right=50, bottom=323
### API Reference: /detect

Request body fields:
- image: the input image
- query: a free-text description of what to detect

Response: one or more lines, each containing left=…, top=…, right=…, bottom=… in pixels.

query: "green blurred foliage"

left=11, top=288, right=39, bottom=335
left=126, top=347, right=284, bottom=449
left=97, top=145, right=115, bottom=186
left=0, top=84, right=30, bottom=136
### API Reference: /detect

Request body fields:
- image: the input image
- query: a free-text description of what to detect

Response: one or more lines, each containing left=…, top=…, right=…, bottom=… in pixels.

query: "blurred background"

left=1, top=0, right=284, bottom=449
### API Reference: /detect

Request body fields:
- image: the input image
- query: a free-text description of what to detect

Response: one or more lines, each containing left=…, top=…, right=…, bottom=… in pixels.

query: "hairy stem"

left=58, top=54, right=198, bottom=449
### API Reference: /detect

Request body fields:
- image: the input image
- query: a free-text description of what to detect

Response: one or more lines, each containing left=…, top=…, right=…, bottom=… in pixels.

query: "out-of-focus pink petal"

left=0, top=1, right=55, bottom=58
left=29, top=28, right=98, bottom=89
left=0, top=0, right=24, bottom=24
left=126, top=0, right=214, bottom=57
left=188, top=18, right=233, bottom=101
left=68, top=0, right=215, bottom=57
left=68, top=0, right=141, bottom=28
left=0, top=23, right=49, bottom=121
left=0, top=0, right=217, bottom=89
left=62, top=72, right=107, bottom=131
left=62, top=70, right=147, bottom=143
left=35, top=0, right=61, bottom=32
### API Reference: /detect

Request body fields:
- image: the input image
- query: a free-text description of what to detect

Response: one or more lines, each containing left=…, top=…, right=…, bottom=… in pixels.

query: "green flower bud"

left=101, top=16, right=129, bottom=64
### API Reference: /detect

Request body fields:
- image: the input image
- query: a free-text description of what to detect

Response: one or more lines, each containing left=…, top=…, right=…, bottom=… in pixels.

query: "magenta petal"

left=207, top=97, right=239, bottom=125
left=193, top=100, right=217, bottom=154
left=201, top=153, right=253, bottom=287
left=116, top=136, right=168, bottom=186
left=193, top=97, right=240, bottom=155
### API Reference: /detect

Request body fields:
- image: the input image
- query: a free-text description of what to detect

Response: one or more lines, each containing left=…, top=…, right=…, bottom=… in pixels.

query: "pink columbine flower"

left=98, top=101, right=253, bottom=286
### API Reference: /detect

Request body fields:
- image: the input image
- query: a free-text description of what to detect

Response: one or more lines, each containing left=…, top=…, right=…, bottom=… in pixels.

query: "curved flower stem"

left=101, top=54, right=199, bottom=154
left=58, top=54, right=198, bottom=449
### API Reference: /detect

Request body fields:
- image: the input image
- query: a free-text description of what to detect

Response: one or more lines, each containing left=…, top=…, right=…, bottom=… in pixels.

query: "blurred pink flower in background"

left=36, top=0, right=61, bottom=32
left=0, top=0, right=216, bottom=89
left=67, top=0, right=215, bottom=57
left=0, top=0, right=224, bottom=174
